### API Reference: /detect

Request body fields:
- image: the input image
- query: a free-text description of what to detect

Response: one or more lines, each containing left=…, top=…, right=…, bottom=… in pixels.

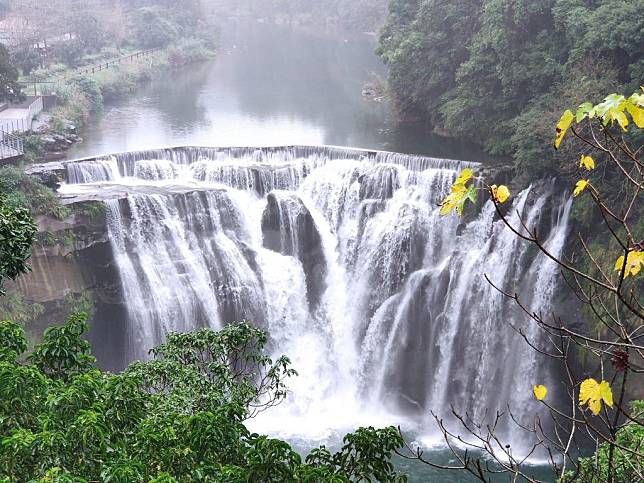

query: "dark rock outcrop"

left=261, top=192, right=327, bottom=311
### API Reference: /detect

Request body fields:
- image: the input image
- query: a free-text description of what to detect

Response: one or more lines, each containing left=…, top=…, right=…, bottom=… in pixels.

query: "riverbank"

left=18, top=38, right=218, bottom=165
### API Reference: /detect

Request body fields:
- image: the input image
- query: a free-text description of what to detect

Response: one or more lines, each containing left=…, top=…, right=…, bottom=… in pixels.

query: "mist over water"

left=66, top=20, right=491, bottom=162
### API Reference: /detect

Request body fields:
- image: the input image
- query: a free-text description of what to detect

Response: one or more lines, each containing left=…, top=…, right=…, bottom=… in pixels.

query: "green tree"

left=0, top=167, right=70, bottom=219
left=133, top=6, right=180, bottom=49
left=0, top=197, right=36, bottom=296
left=0, top=43, right=23, bottom=102
left=378, top=0, right=644, bottom=179
left=573, top=401, right=644, bottom=483
left=0, top=316, right=407, bottom=481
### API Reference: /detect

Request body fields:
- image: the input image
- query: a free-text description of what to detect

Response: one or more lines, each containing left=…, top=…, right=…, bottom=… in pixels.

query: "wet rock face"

left=261, top=192, right=327, bottom=311
left=15, top=207, right=115, bottom=303
left=8, top=204, right=128, bottom=370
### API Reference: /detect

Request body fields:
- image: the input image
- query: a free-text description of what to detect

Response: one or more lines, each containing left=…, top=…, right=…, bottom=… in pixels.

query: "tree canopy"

left=0, top=43, right=22, bottom=102
left=0, top=192, right=36, bottom=296
left=378, top=0, right=644, bottom=178
left=0, top=317, right=407, bottom=482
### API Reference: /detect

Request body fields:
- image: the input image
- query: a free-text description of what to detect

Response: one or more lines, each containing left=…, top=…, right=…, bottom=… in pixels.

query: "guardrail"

left=65, top=48, right=160, bottom=78
left=0, top=118, right=26, bottom=134
left=17, top=49, right=161, bottom=94
left=0, top=129, right=24, bottom=161
left=0, top=96, right=44, bottom=134
left=26, top=96, right=43, bottom=125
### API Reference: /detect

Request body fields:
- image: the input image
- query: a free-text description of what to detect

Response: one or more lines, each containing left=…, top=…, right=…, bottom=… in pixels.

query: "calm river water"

left=67, top=20, right=490, bottom=162
left=66, top=20, right=551, bottom=482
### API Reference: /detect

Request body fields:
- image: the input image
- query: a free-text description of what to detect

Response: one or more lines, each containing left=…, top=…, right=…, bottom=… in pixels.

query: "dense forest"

left=378, top=0, right=644, bottom=179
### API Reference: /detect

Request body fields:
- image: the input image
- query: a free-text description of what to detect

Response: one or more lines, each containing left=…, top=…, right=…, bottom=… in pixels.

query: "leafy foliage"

left=0, top=167, right=70, bottom=219
left=0, top=320, right=27, bottom=363
left=378, top=0, right=644, bottom=178
left=133, top=6, right=180, bottom=49
left=566, top=401, right=644, bottom=482
left=0, top=316, right=406, bottom=481
left=438, top=168, right=510, bottom=216
left=0, top=43, right=23, bottom=102
left=615, top=250, right=644, bottom=278
left=578, top=379, right=614, bottom=416
left=0, top=196, right=36, bottom=296
left=0, top=293, right=44, bottom=326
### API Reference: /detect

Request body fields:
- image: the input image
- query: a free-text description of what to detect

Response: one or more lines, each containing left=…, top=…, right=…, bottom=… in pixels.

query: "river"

left=64, top=20, right=552, bottom=482
left=67, top=20, right=490, bottom=163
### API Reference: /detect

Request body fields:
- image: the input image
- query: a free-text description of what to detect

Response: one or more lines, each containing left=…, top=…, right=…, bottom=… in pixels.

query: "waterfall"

left=67, top=156, right=121, bottom=183
left=61, top=146, right=570, bottom=453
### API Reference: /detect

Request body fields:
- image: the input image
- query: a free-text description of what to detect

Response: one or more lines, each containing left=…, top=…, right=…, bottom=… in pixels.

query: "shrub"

left=70, top=76, right=103, bottom=111
left=568, top=401, right=644, bottom=482
left=0, top=167, right=70, bottom=219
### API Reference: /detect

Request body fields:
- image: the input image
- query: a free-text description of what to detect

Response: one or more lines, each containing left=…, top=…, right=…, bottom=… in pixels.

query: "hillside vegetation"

left=378, top=0, right=643, bottom=179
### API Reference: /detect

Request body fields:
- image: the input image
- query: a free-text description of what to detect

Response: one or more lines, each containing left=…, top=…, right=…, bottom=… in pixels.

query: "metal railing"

left=0, top=118, right=26, bottom=134
left=18, top=81, right=56, bottom=97
left=65, top=48, right=160, bottom=78
left=26, top=96, right=43, bottom=126
left=0, top=129, right=24, bottom=161
left=0, top=96, right=44, bottom=134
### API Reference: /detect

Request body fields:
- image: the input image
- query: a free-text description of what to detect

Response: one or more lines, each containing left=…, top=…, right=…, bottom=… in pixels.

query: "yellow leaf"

left=615, top=255, right=624, bottom=271
left=579, top=378, right=613, bottom=415
left=626, top=102, right=644, bottom=128
left=451, top=182, right=467, bottom=194
left=615, top=250, right=644, bottom=278
left=491, top=185, right=511, bottom=203
left=455, top=168, right=474, bottom=185
left=588, top=398, right=602, bottom=416
left=579, top=155, right=595, bottom=171
left=439, top=191, right=462, bottom=216
left=533, top=385, right=547, bottom=401
left=630, top=92, right=644, bottom=107
left=439, top=196, right=457, bottom=216
left=440, top=171, right=480, bottom=216
left=573, top=180, right=588, bottom=197
left=554, top=110, right=574, bottom=149
left=613, top=109, right=629, bottom=131
left=599, top=381, right=613, bottom=408
left=579, top=379, right=598, bottom=404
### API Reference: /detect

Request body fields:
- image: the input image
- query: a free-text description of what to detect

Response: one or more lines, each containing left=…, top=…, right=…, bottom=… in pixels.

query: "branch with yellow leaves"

left=429, top=91, right=643, bottom=482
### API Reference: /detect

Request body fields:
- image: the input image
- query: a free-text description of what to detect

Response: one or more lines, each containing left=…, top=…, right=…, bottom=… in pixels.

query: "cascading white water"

left=67, top=156, right=121, bottom=183
left=58, top=146, right=571, bottom=454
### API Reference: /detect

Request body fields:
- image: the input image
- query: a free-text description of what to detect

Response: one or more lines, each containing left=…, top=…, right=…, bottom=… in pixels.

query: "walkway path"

left=0, top=96, right=44, bottom=134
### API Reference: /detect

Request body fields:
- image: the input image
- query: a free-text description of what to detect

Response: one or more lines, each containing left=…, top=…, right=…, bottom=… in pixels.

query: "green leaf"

left=576, top=102, right=593, bottom=122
